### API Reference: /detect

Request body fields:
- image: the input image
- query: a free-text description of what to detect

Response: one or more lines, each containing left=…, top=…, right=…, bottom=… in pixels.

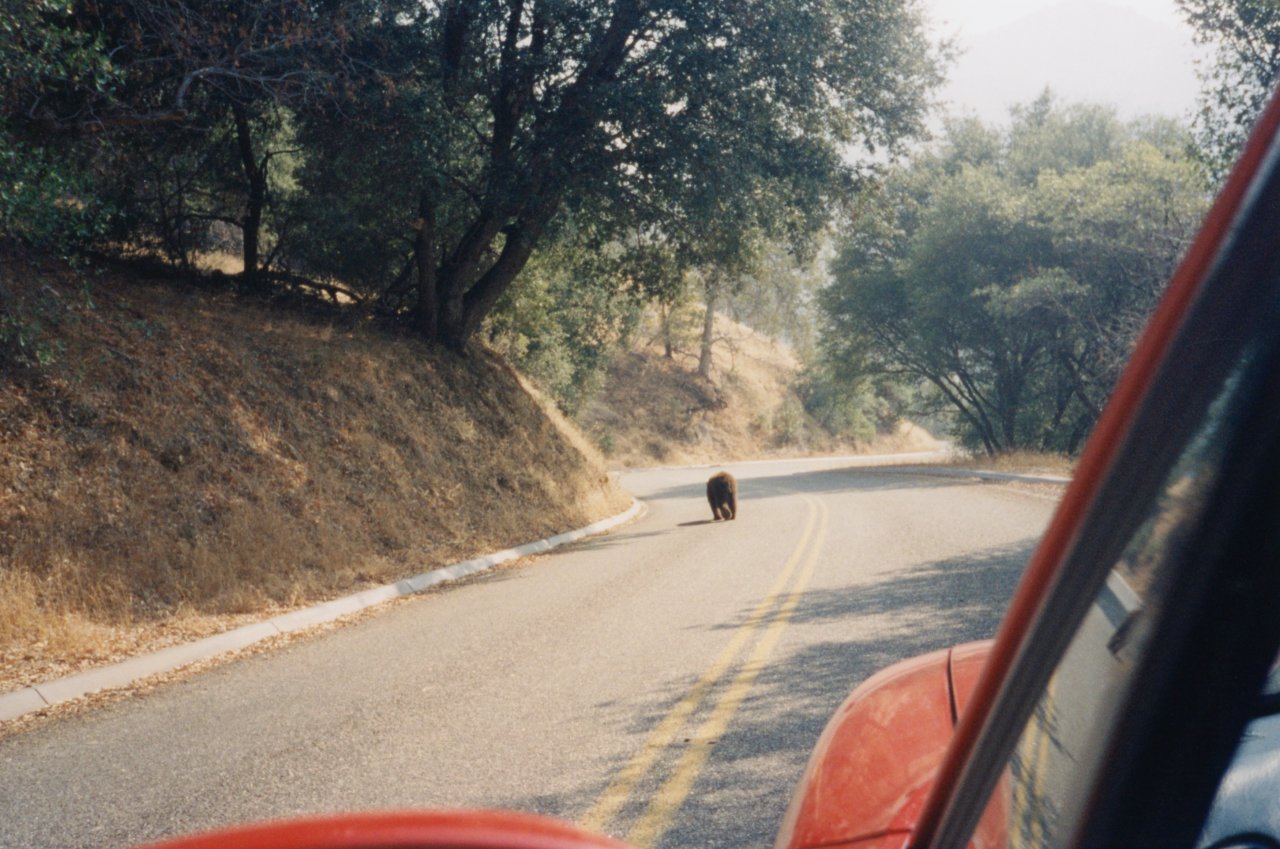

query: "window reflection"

left=982, top=370, right=1240, bottom=849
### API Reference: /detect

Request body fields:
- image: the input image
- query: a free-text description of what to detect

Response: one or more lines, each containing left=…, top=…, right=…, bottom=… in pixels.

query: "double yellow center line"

left=579, top=495, right=829, bottom=847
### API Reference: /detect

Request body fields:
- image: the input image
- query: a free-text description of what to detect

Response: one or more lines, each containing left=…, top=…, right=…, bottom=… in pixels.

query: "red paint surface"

left=805, top=832, right=914, bottom=849
left=133, top=810, right=633, bottom=849
left=773, top=641, right=999, bottom=849
left=774, top=648, right=958, bottom=849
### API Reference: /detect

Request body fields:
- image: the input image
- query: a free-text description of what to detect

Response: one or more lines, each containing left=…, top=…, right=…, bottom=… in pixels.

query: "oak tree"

left=1176, top=0, right=1280, bottom=179
left=296, top=0, right=943, bottom=350
left=820, top=100, right=1208, bottom=454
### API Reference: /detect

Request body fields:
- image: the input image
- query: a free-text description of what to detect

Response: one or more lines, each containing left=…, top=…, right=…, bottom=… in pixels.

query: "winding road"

left=0, top=457, right=1057, bottom=849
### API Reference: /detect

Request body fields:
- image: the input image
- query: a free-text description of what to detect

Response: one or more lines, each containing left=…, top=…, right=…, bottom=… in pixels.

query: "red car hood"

left=774, top=641, right=992, bottom=849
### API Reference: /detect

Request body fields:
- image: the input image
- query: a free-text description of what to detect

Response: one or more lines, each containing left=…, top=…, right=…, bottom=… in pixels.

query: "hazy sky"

left=920, top=0, right=1202, bottom=122
left=923, top=0, right=1189, bottom=37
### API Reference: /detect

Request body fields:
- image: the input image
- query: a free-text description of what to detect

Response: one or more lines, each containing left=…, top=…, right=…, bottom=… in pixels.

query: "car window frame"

left=909, top=85, right=1280, bottom=849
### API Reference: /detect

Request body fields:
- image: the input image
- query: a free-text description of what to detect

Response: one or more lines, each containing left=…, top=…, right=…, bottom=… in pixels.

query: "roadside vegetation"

left=0, top=246, right=628, bottom=691
left=1176, top=0, right=1280, bottom=182
left=1, top=1, right=1275, bottom=695
left=0, top=0, right=941, bottom=349
left=0, top=0, right=948, bottom=695
left=574, top=309, right=939, bottom=468
left=817, top=97, right=1210, bottom=456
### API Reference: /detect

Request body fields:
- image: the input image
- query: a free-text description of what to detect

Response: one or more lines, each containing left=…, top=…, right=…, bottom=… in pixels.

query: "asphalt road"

left=0, top=458, right=1057, bottom=849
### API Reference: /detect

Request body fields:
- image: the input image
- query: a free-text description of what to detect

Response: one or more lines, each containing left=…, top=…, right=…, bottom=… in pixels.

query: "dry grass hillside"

left=579, top=312, right=939, bottom=468
left=0, top=247, right=630, bottom=693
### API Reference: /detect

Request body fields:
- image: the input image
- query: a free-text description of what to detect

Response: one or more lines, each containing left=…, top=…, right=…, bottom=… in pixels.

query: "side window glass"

left=976, top=368, right=1242, bottom=849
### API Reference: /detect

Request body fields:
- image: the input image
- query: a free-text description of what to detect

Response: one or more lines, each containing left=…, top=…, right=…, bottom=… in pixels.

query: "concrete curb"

left=0, top=499, right=645, bottom=724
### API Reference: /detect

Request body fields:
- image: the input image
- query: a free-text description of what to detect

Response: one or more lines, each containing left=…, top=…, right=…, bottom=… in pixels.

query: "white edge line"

left=0, top=499, right=645, bottom=724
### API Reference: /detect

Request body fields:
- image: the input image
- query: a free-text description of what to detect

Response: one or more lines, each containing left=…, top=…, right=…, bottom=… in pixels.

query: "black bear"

left=706, top=471, right=737, bottom=521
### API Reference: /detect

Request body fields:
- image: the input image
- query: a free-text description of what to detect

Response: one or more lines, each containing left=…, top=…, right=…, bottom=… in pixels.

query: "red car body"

left=775, top=643, right=991, bottom=849
left=137, top=810, right=628, bottom=849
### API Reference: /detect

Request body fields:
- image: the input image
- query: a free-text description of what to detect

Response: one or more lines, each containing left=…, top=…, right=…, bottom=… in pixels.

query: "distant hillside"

left=0, top=247, right=630, bottom=692
left=940, top=0, right=1200, bottom=123
left=577, top=311, right=939, bottom=468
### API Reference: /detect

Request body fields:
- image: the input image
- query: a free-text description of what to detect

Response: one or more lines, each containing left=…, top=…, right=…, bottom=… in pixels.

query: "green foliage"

left=725, top=241, right=828, bottom=358
left=1175, top=0, right=1280, bottom=181
left=768, top=396, right=809, bottom=447
left=0, top=310, right=65, bottom=368
left=486, top=230, right=644, bottom=415
left=820, top=96, right=1210, bottom=455
left=796, top=362, right=883, bottom=445
left=0, top=2, right=116, bottom=252
left=0, top=129, right=110, bottom=250
left=3, top=1, right=377, bottom=276
left=653, top=286, right=705, bottom=362
left=0, top=2, right=118, bottom=104
left=1005, top=94, right=1126, bottom=183
left=2, top=0, right=947, bottom=377
left=290, top=0, right=945, bottom=348
left=0, top=274, right=71, bottom=369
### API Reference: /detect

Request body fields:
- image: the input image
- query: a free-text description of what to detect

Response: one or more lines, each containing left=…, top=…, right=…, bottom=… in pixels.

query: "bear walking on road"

left=706, top=471, right=738, bottom=521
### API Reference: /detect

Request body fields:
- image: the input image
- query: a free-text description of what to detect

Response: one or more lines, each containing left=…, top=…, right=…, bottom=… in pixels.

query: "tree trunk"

left=442, top=221, right=543, bottom=350
left=698, top=277, right=717, bottom=379
left=420, top=200, right=553, bottom=352
left=413, top=193, right=439, bottom=339
left=661, top=302, right=675, bottom=359
left=931, top=373, right=1001, bottom=456
left=233, top=105, right=267, bottom=288
left=437, top=289, right=469, bottom=352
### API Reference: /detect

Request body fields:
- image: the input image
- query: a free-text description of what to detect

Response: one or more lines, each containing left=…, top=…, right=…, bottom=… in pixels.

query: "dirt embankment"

left=579, top=313, right=939, bottom=468
left=0, top=248, right=630, bottom=692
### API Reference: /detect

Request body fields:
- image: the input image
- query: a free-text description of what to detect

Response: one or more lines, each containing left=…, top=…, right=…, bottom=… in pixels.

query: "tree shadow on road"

left=655, top=537, right=1034, bottom=849
left=491, top=537, right=1037, bottom=848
